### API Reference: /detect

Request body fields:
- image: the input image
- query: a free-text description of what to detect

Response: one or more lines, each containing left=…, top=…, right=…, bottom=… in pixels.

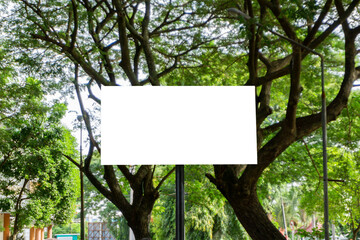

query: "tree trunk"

left=124, top=198, right=157, bottom=240
left=208, top=167, right=286, bottom=240
left=128, top=212, right=152, bottom=240
left=206, top=165, right=285, bottom=240
left=11, top=179, right=29, bottom=240
left=11, top=212, right=20, bottom=240
left=353, top=228, right=359, bottom=240
left=230, top=193, right=285, bottom=239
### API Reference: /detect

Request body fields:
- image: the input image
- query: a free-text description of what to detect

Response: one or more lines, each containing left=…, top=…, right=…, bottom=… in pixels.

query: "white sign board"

left=101, top=86, right=257, bottom=165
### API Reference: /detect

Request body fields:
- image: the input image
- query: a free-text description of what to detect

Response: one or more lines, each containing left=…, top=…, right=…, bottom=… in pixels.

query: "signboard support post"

left=176, top=165, right=184, bottom=240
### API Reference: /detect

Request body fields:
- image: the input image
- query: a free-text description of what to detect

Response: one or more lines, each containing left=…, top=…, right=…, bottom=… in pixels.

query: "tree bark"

left=128, top=208, right=154, bottom=240
left=207, top=165, right=286, bottom=239
left=354, top=230, right=359, bottom=240
left=11, top=212, right=20, bottom=240
left=11, top=179, right=29, bottom=240
left=352, top=222, right=360, bottom=240
left=229, top=189, right=285, bottom=239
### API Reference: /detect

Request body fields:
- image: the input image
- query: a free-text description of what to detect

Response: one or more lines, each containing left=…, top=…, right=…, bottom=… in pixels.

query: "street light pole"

left=129, top=165, right=135, bottom=240
left=77, top=115, right=85, bottom=240
left=281, top=197, right=288, bottom=238
left=228, top=8, right=329, bottom=240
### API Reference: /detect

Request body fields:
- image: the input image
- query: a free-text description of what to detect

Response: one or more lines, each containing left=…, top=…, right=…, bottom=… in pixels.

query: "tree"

left=2, top=1, right=236, bottom=238
left=203, top=1, right=360, bottom=238
left=0, top=76, right=78, bottom=239
left=2, top=0, right=360, bottom=239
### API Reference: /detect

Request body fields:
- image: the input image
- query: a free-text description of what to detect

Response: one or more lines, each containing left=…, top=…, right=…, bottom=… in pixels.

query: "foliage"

left=151, top=165, right=248, bottom=239
left=259, top=91, right=360, bottom=237
left=53, top=222, right=82, bottom=235
left=151, top=194, right=175, bottom=239
left=295, top=228, right=325, bottom=239
left=296, top=92, right=360, bottom=237
left=0, top=75, right=78, bottom=236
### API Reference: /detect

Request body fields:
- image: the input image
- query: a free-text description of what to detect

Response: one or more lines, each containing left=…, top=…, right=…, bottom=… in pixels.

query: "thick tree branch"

left=69, top=47, right=113, bottom=86
left=96, top=9, right=116, bottom=34
left=117, top=165, right=134, bottom=183
left=132, top=165, right=153, bottom=207
left=155, top=167, right=176, bottom=192
left=133, top=40, right=142, bottom=79
left=124, top=3, right=143, bottom=41
left=157, top=56, right=179, bottom=78
left=256, top=82, right=273, bottom=128
left=104, top=40, right=120, bottom=51
left=62, top=154, right=81, bottom=169
left=113, top=0, right=139, bottom=86
left=256, top=55, right=292, bottom=129
left=82, top=142, right=112, bottom=202
left=267, top=0, right=297, bottom=39
left=303, top=0, right=333, bottom=45
left=139, top=54, right=179, bottom=86
left=70, top=0, right=78, bottom=49
left=334, top=0, right=350, bottom=33
left=245, top=0, right=261, bottom=86
left=12, top=179, right=29, bottom=238
left=74, top=64, right=101, bottom=153
left=283, top=46, right=302, bottom=133
left=354, top=222, right=360, bottom=238
left=86, top=80, right=101, bottom=105
left=134, top=165, right=152, bottom=184
left=141, top=0, right=160, bottom=86
left=104, top=165, right=131, bottom=210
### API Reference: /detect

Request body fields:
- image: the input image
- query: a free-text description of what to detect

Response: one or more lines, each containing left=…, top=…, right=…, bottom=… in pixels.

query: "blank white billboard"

left=101, top=86, right=257, bottom=165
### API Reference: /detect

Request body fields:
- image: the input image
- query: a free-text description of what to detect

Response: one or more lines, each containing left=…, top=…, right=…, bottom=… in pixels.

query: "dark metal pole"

left=176, top=165, right=184, bottom=240
left=228, top=8, right=329, bottom=239
left=78, top=115, right=85, bottom=240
